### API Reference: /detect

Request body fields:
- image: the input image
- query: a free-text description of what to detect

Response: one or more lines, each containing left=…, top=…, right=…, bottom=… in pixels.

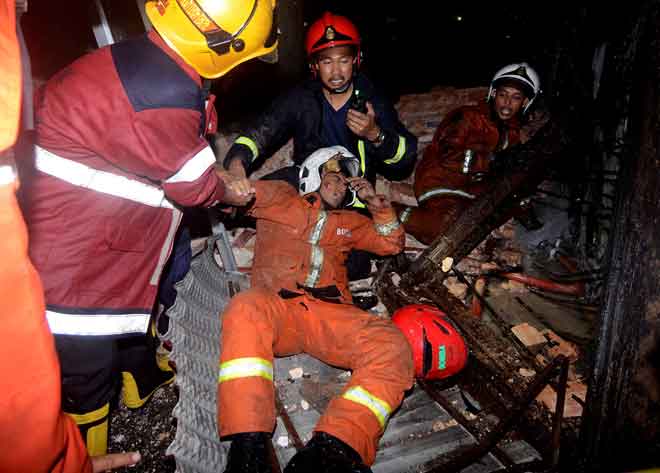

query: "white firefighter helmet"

left=298, top=145, right=360, bottom=196
left=488, top=62, right=541, bottom=113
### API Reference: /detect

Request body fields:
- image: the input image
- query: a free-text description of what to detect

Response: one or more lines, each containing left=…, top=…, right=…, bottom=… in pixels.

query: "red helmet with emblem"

left=392, top=304, right=468, bottom=380
left=305, top=11, right=361, bottom=63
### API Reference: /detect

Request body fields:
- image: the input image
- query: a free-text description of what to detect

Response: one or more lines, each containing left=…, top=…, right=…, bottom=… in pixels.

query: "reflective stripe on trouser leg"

left=217, top=289, right=294, bottom=437
left=66, top=403, right=110, bottom=457
left=342, top=386, right=392, bottom=428
left=311, top=310, right=415, bottom=466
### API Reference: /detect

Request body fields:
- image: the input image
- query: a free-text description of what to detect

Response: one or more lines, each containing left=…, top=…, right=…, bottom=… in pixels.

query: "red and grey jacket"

left=224, top=74, right=417, bottom=190
left=413, top=101, right=521, bottom=202
left=19, top=31, right=224, bottom=337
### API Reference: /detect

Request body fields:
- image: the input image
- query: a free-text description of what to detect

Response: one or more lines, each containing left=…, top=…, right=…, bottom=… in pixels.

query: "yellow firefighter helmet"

left=146, top=0, right=278, bottom=79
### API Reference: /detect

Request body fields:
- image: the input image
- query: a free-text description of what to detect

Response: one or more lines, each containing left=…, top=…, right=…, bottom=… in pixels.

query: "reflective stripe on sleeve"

left=357, top=140, right=367, bottom=174
left=235, top=136, right=260, bottom=162
left=375, top=218, right=401, bottom=236
left=417, top=188, right=476, bottom=203
left=218, top=357, right=274, bottom=383
left=304, top=210, right=327, bottom=288
left=342, top=386, right=392, bottom=428
left=46, top=310, right=151, bottom=336
left=34, top=146, right=174, bottom=209
left=384, top=135, right=406, bottom=165
left=164, top=146, right=216, bottom=183
left=0, top=164, right=16, bottom=185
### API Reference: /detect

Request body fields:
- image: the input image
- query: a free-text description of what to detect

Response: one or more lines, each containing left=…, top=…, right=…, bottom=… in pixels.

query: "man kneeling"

left=218, top=146, right=414, bottom=473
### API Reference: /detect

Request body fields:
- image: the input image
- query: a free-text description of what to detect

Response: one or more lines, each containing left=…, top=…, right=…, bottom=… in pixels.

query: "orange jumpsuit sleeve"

left=1, top=3, right=91, bottom=467
left=0, top=178, right=92, bottom=473
left=347, top=203, right=404, bottom=256
left=247, top=180, right=302, bottom=222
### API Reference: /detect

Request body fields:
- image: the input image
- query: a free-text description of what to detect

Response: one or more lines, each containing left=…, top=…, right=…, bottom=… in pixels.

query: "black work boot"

left=284, top=432, right=372, bottom=473
left=224, top=432, right=274, bottom=473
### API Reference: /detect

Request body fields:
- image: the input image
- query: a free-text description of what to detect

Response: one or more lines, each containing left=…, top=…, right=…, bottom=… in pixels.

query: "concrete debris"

left=498, top=279, right=528, bottom=294
left=511, top=323, right=547, bottom=347
left=432, top=419, right=459, bottom=432
left=301, top=399, right=310, bottom=411
left=543, top=330, right=580, bottom=362
left=276, top=435, right=289, bottom=448
left=536, top=381, right=587, bottom=418
left=519, top=368, right=537, bottom=377
left=441, top=257, right=454, bottom=273
left=443, top=277, right=468, bottom=300
left=288, top=367, right=304, bottom=380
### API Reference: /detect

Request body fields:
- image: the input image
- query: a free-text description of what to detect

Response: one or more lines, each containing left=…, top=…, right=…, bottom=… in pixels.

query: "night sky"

left=19, top=1, right=611, bottom=125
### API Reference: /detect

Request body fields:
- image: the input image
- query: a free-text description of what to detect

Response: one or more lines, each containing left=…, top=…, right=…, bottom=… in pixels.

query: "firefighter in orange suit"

left=0, top=1, right=139, bottom=471
left=217, top=147, right=414, bottom=473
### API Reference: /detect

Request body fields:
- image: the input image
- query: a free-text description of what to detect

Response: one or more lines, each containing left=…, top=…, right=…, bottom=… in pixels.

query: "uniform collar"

left=147, top=30, right=202, bottom=87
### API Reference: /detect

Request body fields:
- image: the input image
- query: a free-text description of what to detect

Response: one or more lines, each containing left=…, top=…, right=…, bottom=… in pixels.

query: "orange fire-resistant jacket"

left=0, top=2, right=91, bottom=471
left=248, top=181, right=404, bottom=302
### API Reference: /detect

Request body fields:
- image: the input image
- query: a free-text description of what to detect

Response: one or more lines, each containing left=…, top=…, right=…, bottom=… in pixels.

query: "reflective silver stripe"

left=342, top=386, right=392, bottom=428
left=35, top=146, right=174, bottom=209
left=164, top=146, right=216, bottom=183
left=304, top=210, right=327, bottom=288
left=150, top=208, right=183, bottom=285
left=235, top=136, right=259, bottom=162
left=218, top=357, right=273, bottom=382
left=375, top=218, right=401, bottom=236
left=46, top=310, right=150, bottom=336
left=0, top=164, right=16, bottom=185
left=384, top=135, right=406, bottom=165
left=305, top=245, right=324, bottom=288
left=399, top=207, right=412, bottom=223
left=418, top=188, right=476, bottom=203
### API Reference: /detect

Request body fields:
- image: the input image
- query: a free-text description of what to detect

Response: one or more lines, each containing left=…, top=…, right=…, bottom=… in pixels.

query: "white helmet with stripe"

left=298, top=146, right=360, bottom=196
left=488, top=62, right=541, bottom=113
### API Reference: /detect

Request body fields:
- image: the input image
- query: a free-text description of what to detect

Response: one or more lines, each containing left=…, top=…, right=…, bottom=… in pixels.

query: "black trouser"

left=55, top=332, right=160, bottom=414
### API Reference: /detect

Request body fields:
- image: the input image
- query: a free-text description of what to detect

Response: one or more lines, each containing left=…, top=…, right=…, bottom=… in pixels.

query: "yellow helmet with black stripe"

left=146, top=0, right=278, bottom=79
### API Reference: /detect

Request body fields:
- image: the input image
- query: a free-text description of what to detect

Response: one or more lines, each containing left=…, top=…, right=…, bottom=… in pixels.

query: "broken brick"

left=512, top=323, right=547, bottom=347
left=543, top=330, right=580, bottom=362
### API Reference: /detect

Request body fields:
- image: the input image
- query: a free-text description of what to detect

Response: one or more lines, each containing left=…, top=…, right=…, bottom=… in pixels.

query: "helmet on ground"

left=392, top=304, right=468, bottom=380
left=305, top=11, right=361, bottom=65
left=488, top=62, right=541, bottom=113
left=146, top=0, right=279, bottom=79
left=298, top=146, right=359, bottom=196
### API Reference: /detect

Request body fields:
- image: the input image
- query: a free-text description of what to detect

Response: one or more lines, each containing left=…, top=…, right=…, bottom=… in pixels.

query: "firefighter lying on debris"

left=401, top=62, right=543, bottom=245
left=218, top=146, right=414, bottom=473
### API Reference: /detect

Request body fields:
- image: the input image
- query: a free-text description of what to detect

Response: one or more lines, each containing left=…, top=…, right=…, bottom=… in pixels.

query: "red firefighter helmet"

left=392, top=304, right=468, bottom=380
left=305, top=11, right=361, bottom=63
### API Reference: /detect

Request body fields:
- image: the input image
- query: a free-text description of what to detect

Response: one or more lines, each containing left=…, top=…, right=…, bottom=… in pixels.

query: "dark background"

left=19, top=0, right=587, bottom=126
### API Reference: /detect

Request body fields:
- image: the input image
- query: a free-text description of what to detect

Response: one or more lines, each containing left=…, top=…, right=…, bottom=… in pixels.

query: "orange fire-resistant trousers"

left=217, top=288, right=414, bottom=465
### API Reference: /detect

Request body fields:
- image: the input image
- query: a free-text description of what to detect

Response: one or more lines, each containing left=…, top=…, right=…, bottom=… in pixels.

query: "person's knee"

left=364, top=321, right=415, bottom=384
left=388, top=326, right=415, bottom=383
left=222, top=289, right=272, bottom=329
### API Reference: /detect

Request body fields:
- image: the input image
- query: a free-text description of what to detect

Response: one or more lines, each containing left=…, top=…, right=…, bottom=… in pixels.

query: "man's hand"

left=346, top=102, right=380, bottom=142
left=227, top=158, right=248, bottom=179
left=216, top=167, right=255, bottom=206
left=348, top=177, right=391, bottom=211
left=347, top=177, right=375, bottom=201
left=91, top=452, right=141, bottom=472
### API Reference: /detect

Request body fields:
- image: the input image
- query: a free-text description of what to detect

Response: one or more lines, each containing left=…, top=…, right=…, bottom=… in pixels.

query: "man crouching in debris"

left=402, top=63, right=542, bottom=245
left=217, top=146, right=414, bottom=473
